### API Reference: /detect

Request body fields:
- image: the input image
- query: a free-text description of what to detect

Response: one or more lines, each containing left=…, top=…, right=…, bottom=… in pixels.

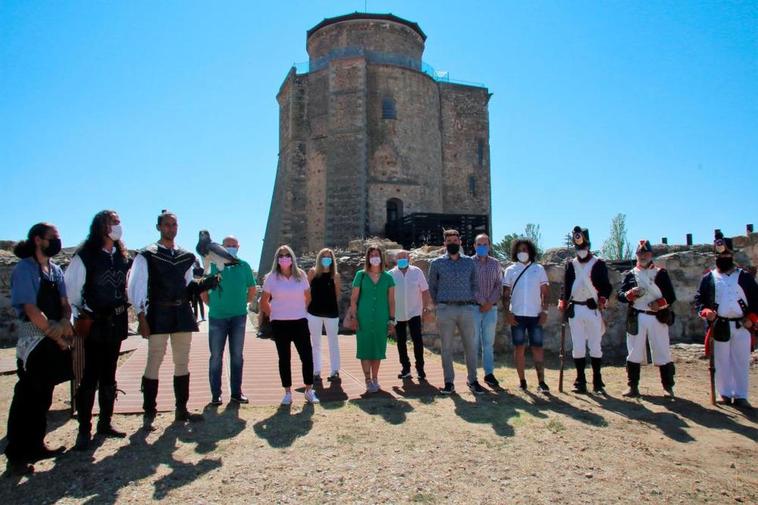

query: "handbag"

left=257, top=312, right=274, bottom=339
left=74, top=312, right=94, bottom=339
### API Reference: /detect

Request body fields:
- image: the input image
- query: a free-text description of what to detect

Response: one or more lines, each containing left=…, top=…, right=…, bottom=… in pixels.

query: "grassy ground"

left=0, top=346, right=755, bottom=504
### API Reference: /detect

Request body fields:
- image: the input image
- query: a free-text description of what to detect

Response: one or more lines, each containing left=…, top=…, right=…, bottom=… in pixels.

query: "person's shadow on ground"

left=253, top=403, right=315, bottom=448
left=643, top=395, right=758, bottom=441
left=313, top=377, right=348, bottom=410
left=590, top=393, right=695, bottom=443
left=8, top=411, right=231, bottom=504
left=350, top=392, right=414, bottom=425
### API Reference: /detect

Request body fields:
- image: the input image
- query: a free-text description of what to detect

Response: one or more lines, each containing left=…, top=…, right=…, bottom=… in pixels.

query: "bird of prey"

left=196, top=230, right=239, bottom=274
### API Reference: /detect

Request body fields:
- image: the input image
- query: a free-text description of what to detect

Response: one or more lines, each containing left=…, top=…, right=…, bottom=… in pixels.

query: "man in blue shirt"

left=428, top=229, right=484, bottom=395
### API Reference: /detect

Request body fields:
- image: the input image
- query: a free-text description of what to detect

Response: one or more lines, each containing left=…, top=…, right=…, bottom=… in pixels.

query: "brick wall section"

left=439, top=83, right=492, bottom=230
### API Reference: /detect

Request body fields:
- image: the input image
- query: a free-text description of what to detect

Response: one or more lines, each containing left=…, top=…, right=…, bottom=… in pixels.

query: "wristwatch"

left=388, top=318, right=397, bottom=326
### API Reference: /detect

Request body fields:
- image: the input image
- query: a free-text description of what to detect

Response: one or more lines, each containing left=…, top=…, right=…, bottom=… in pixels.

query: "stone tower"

left=260, top=13, right=491, bottom=273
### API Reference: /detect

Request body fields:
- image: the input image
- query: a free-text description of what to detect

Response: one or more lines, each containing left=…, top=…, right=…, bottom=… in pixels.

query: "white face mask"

left=108, top=224, right=123, bottom=241
left=577, top=249, right=589, bottom=259
left=517, top=252, right=530, bottom=263
left=369, top=256, right=382, bottom=267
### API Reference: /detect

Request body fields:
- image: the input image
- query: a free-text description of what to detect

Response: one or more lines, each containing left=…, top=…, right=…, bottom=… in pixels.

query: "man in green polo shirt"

left=201, top=236, right=256, bottom=405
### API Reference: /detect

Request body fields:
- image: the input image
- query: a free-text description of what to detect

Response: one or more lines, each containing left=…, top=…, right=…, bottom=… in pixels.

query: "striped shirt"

left=428, top=254, right=478, bottom=304
left=473, top=255, right=503, bottom=305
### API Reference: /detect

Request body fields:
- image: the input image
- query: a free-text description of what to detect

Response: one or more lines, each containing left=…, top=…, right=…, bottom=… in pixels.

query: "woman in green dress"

left=348, top=245, right=396, bottom=394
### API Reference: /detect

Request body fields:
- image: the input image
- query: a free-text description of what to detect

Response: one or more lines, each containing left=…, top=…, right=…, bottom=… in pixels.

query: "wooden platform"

left=111, top=331, right=472, bottom=413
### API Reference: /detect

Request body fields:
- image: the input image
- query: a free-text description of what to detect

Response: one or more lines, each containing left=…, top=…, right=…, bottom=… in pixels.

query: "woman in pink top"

left=260, top=245, right=320, bottom=406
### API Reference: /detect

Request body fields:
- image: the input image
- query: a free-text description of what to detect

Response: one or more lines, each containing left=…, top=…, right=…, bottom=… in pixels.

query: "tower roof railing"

left=292, top=54, right=485, bottom=88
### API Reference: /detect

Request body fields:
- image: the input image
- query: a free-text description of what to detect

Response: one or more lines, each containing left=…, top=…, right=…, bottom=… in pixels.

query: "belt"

left=85, top=305, right=129, bottom=318
left=572, top=300, right=593, bottom=306
left=154, top=300, right=185, bottom=307
left=634, top=309, right=659, bottom=316
left=439, top=301, right=476, bottom=306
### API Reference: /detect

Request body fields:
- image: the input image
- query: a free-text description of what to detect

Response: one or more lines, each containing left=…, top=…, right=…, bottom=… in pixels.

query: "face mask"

left=369, top=256, right=382, bottom=267
left=446, top=243, right=460, bottom=255
left=278, top=256, right=292, bottom=268
left=43, top=238, right=62, bottom=257
left=320, top=257, right=333, bottom=268
left=716, top=256, right=734, bottom=272
left=517, top=252, right=530, bottom=263
left=108, top=224, right=122, bottom=241
left=576, top=249, right=589, bottom=259
left=225, top=247, right=239, bottom=258
left=397, top=258, right=409, bottom=269
left=475, top=245, right=489, bottom=257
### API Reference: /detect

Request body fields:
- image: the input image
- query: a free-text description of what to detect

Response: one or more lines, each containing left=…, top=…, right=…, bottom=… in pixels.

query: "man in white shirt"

left=502, top=239, right=550, bottom=393
left=389, top=251, right=432, bottom=380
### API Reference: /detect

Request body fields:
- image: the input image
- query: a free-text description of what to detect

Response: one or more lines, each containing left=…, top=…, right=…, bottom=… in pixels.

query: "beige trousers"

left=144, top=332, right=192, bottom=379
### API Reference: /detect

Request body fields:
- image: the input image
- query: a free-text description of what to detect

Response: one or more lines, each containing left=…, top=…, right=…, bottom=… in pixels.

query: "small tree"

left=602, top=213, right=633, bottom=260
left=524, top=223, right=543, bottom=259
left=563, top=232, right=574, bottom=248
left=492, top=233, right=519, bottom=261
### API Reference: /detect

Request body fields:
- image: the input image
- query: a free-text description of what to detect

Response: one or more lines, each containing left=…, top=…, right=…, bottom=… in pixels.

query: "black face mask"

left=446, top=243, right=461, bottom=256
left=43, top=238, right=62, bottom=257
left=716, top=256, right=734, bottom=272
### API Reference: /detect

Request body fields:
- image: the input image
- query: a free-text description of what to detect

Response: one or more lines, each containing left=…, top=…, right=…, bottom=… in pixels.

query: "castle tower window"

left=477, top=138, right=484, bottom=166
left=386, top=198, right=403, bottom=223
left=468, top=176, right=477, bottom=197
left=382, top=97, right=397, bottom=119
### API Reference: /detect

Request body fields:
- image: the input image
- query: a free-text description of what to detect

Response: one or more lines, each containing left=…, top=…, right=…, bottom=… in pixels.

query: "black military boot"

left=572, top=358, right=587, bottom=394
left=141, top=376, right=159, bottom=432
left=97, top=383, right=126, bottom=438
left=591, top=357, right=605, bottom=394
left=622, top=361, right=641, bottom=398
left=660, top=362, right=676, bottom=398
left=174, top=374, right=204, bottom=423
left=74, top=385, right=96, bottom=450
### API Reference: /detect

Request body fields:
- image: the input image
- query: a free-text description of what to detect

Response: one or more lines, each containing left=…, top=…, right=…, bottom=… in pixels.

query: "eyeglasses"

left=278, top=254, right=292, bottom=258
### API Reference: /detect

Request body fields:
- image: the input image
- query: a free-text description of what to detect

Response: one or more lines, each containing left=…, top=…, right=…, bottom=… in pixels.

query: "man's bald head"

left=396, top=250, right=410, bottom=260
left=222, top=236, right=239, bottom=248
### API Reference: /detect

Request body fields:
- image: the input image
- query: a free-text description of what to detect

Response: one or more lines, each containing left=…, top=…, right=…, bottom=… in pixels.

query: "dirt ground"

left=0, top=345, right=755, bottom=505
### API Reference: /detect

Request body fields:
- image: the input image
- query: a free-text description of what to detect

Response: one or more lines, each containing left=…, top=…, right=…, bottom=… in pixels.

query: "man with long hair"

left=127, top=210, right=218, bottom=430
left=65, top=210, right=130, bottom=449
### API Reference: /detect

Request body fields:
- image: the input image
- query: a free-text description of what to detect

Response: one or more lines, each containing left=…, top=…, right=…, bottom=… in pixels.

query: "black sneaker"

left=468, top=381, right=486, bottom=395
left=231, top=394, right=249, bottom=404
left=440, top=383, right=455, bottom=395
left=593, top=384, right=607, bottom=395
left=537, top=381, right=550, bottom=393
left=398, top=370, right=412, bottom=379
left=211, top=395, right=222, bottom=406
left=327, top=372, right=340, bottom=382
left=720, top=396, right=733, bottom=405
left=416, top=369, right=427, bottom=381
left=572, top=382, right=588, bottom=394
left=483, top=374, right=500, bottom=387
left=519, top=379, right=528, bottom=391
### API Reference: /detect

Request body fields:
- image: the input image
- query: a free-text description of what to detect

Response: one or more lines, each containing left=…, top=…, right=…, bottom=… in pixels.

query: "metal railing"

left=291, top=49, right=485, bottom=88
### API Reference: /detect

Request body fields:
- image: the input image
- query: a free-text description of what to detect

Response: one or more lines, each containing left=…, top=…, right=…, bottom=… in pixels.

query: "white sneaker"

left=304, top=389, right=320, bottom=404
left=281, top=392, right=293, bottom=406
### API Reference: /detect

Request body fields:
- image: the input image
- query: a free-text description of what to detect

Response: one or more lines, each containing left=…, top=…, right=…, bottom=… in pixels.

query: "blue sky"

left=1, top=1, right=756, bottom=269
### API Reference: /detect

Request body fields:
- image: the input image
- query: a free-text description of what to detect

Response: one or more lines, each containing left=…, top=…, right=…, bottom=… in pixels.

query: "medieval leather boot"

left=622, top=361, right=641, bottom=398
left=141, top=376, right=159, bottom=431
left=572, top=358, right=587, bottom=394
left=660, top=362, right=676, bottom=398
left=97, top=383, right=126, bottom=438
left=174, top=374, right=204, bottom=423
left=591, top=357, right=605, bottom=394
left=74, top=385, right=96, bottom=450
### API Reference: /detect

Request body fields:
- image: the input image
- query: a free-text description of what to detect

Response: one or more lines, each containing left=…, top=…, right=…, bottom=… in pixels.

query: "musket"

left=559, top=317, right=566, bottom=393
left=705, top=322, right=716, bottom=406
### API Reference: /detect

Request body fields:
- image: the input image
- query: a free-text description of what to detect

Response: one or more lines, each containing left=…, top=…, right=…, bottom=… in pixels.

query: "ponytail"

left=13, top=222, right=54, bottom=259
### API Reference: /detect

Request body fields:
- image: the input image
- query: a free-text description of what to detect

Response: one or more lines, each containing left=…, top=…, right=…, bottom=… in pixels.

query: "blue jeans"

left=208, top=314, right=246, bottom=398
left=474, top=307, right=498, bottom=375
